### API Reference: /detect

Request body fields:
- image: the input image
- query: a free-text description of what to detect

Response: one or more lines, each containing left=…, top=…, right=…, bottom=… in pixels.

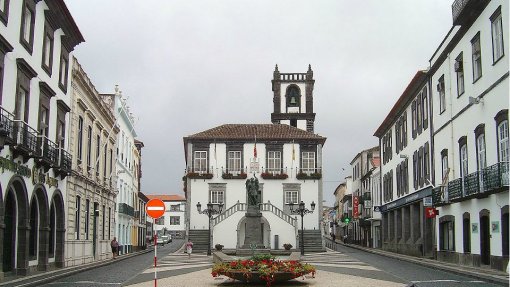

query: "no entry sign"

left=146, top=199, right=166, bottom=219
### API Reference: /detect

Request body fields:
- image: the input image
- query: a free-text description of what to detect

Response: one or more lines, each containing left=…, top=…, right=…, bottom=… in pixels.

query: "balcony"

left=261, top=167, right=288, bottom=180
left=433, top=162, right=509, bottom=206
left=54, top=148, right=72, bottom=178
left=36, top=136, right=59, bottom=171
left=452, top=0, right=490, bottom=26
left=118, top=203, right=134, bottom=217
left=12, top=120, right=38, bottom=161
left=185, top=168, right=213, bottom=179
left=221, top=168, right=247, bottom=179
left=0, top=107, right=16, bottom=146
left=296, top=168, right=322, bottom=180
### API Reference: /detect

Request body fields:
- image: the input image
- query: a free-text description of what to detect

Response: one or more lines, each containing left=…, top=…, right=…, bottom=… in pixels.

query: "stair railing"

left=212, top=201, right=247, bottom=226
left=259, top=201, right=297, bottom=227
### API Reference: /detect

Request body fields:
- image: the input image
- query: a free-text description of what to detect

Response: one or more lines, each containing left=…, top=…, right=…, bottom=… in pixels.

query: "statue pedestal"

left=242, top=206, right=264, bottom=249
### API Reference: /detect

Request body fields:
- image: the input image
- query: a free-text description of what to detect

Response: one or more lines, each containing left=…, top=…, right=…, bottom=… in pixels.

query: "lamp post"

left=289, top=200, right=315, bottom=255
left=196, top=201, right=223, bottom=255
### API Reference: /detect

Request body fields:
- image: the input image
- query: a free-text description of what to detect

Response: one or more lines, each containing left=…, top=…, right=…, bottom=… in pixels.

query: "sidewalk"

left=324, top=237, right=509, bottom=286
left=0, top=246, right=154, bottom=287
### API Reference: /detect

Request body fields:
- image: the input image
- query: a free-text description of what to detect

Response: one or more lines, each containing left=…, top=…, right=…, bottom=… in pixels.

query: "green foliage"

left=250, top=254, right=275, bottom=262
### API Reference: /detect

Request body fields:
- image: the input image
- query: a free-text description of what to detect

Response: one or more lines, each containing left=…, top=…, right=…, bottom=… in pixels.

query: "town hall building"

left=184, top=65, right=326, bottom=253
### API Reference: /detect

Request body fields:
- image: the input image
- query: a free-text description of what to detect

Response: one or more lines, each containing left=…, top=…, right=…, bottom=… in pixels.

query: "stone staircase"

left=188, top=229, right=210, bottom=253
left=298, top=230, right=325, bottom=253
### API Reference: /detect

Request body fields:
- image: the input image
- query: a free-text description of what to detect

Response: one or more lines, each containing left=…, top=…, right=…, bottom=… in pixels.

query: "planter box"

left=219, top=271, right=306, bottom=284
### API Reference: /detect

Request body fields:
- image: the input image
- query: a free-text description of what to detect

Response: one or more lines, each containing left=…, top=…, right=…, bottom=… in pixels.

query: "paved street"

left=41, top=239, right=184, bottom=287
left=120, top=244, right=503, bottom=287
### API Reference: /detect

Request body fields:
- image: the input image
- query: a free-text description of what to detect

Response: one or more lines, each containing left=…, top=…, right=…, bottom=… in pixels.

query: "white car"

left=166, top=234, right=172, bottom=243
left=157, top=236, right=166, bottom=246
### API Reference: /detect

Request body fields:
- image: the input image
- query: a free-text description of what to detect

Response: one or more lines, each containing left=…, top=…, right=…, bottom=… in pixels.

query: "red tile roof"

left=184, top=124, right=326, bottom=144
left=146, top=195, right=185, bottom=202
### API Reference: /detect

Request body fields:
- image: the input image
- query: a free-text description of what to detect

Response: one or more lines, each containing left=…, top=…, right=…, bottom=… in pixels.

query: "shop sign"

left=0, top=156, right=31, bottom=178
left=425, top=207, right=437, bottom=218
left=32, top=167, right=58, bottom=188
left=250, top=158, right=259, bottom=173
left=353, top=196, right=359, bottom=219
left=423, top=197, right=433, bottom=207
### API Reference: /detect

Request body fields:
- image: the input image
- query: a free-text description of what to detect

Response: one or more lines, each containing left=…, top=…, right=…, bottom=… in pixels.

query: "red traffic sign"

left=146, top=199, right=166, bottom=219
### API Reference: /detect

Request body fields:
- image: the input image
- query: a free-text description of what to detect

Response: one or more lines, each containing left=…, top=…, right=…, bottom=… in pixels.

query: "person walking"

left=111, top=237, right=119, bottom=259
left=185, top=239, right=193, bottom=259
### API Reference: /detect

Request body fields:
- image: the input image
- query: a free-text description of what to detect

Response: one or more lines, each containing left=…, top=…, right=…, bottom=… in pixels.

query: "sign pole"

left=154, top=216, right=157, bottom=287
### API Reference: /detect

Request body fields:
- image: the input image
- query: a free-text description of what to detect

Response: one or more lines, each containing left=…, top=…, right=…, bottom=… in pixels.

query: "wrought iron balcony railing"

left=118, top=202, right=134, bottom=217
left=0, top=107, right=15, bottom=145
left=36, top=136, right=59, bottom=169
left=54, top=148, right=72, bottom=177
left=433, top=162, right=509, bottom=206
left=12, top=120, right=38, bottom=159
left=296, top=167, right=322, bottom=180
left=221, top=167, right=247, bottom=179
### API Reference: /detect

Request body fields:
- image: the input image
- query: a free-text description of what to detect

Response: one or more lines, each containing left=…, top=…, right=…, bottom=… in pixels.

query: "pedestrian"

left=111, top=237, right=119, bottom=259
left=185, top=239, right=193, bottom=259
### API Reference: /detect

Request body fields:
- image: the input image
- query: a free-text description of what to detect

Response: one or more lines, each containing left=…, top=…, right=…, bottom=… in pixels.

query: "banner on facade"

left=353, top=196, right=359, bottom=219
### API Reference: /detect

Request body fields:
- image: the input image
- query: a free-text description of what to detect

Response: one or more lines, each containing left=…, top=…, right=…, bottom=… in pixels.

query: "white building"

left=106, top=86, right=138, bottom=255
left=430, top=0, right=508, bottom=271
left=369, top=166, right=382, bottom=248
left=147, top=195, right=186, bottom=239
left=184, top=66, right=326, bottom=253
left=0, top=0, right=83, bottom=276
left=374, top=70, right=435, bottom=258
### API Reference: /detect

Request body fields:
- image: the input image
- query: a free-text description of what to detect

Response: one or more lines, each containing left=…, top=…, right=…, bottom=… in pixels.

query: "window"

left=29, top=198, right=38, bottom=258
left=15, top=60, right=36, bottom=122
left=87, top=126, right=92, bottom=168
left=75, top=196, right=80, bottom=240
left=227, top=151, right=242, bottom=174
left=85, top=199, right=90, bottom=240
left=491, top=7, right=504, bottom=63
left=96, top=134, right=101, bottom=173
left=170, top=204, right=180, bottom=211
left=103, top=143, right=108, bottom=177
left=20, top=0, right=35, bottom=53
left=267, top=151, right=282, bottom=173
left=193, top=150, right=208, bottom=173
left=412, top=100, right=417, bottom=139
left=476, top=133, right=486, bottom=170
left=0, top=0, right=9, bottom=25
left=59, top=46, right=69, bottom=92
left=417, top=94, right=422, bottom=133
left=38, top=105, right=49, bottom=137
left=424, top=142, right=430, bottom=182
left=102, top=205, right=105, bottom=240
left=109, top=149, right=113, bottom=177
left=77, top=117, right=83, bottom=162
left=301, top=151, right=315, bottom=174
left=210, top=190, right=224, bottom=204
left=456, top=53, right=465, bottom=96
left=56, top=101, right=69, bottom=149
left=155, top=217, right=165, bottom=225
left=290, top=119, right=297, bottom=127
left=41, top=22, right=54, bottom=75
left=441, top=149, right=449, bottom=180
left=169, top=216, right=180, bottom=225
left=285, top=190, right=298, bottom=204
left=471, top=33, right=482, bottom=82
left=422, top=87, right=428, bottom=130
left=438, top=76, right=445, bottom=113
left=460, top=143, right=468, bottom=177
left=440, top=217, right=455, bottom=251
left=496, top=111, right=509, bottom=162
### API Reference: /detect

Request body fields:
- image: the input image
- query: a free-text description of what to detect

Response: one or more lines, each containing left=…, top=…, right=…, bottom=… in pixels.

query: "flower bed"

left=186, top=172, right=213, bottom=179
left=296, top=172, right=322, bottom=180
left=260, top=172, right=288, bottom=180
left=222, top=172, right=248, bottom=179
left=212, top=255, right=315, bottom=287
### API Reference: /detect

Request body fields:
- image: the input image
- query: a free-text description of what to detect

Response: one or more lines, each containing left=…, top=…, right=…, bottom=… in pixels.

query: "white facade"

left=151, top=197, right=186, bottom=238
left=111, top=86, right=138, bottom=255
left=430, top=0, right=508, bottom=271
left=185, top=138, right=324, bottom=250
left=0, top=0, right=83, bottom=276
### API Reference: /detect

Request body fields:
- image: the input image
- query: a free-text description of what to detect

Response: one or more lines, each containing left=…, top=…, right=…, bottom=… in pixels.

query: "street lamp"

left=289, top=200, right=315, bottom=255
left=196, top=201, right=224, bottom=255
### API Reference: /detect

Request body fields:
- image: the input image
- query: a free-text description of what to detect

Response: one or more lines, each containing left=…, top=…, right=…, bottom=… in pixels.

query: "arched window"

left=495, top=109, right=509, bottom=162
left=286, top=85, right=300, bottom=108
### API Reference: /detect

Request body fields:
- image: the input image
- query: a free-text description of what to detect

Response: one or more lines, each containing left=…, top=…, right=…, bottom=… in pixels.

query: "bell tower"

left=271, top=64, right=315, bottom=132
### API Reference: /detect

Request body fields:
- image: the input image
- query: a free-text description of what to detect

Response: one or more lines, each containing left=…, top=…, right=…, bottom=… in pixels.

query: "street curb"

left=0, top=248, right=153, bottom=287
left=329, top=239, right=508, bottom=286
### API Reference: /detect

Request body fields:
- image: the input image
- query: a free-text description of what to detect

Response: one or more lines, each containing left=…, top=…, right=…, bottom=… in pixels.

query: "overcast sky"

left=66, top=0, right=453, bottom=205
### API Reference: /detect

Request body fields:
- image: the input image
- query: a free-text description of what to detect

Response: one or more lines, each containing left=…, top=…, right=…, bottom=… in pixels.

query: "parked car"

left=160, top=235, right=169, bottom=245
left=167, top=234, right=172, bottom=243
left=157, top=236, right=166, bottom=246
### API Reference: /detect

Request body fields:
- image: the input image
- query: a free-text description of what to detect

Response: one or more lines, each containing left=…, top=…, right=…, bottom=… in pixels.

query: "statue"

left=246, top=176, right=259, bottom=206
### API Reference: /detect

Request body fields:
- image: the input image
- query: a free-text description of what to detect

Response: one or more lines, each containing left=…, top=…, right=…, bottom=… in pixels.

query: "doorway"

left=2, top=191, right=15, bottom=272
left=480, top=210, right=491, bottom=265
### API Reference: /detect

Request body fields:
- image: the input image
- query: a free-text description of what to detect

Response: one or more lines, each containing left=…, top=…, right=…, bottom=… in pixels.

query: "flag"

left=292, top=140, right=295, bottom=161
left=254, top=142, right=257, bottom=158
